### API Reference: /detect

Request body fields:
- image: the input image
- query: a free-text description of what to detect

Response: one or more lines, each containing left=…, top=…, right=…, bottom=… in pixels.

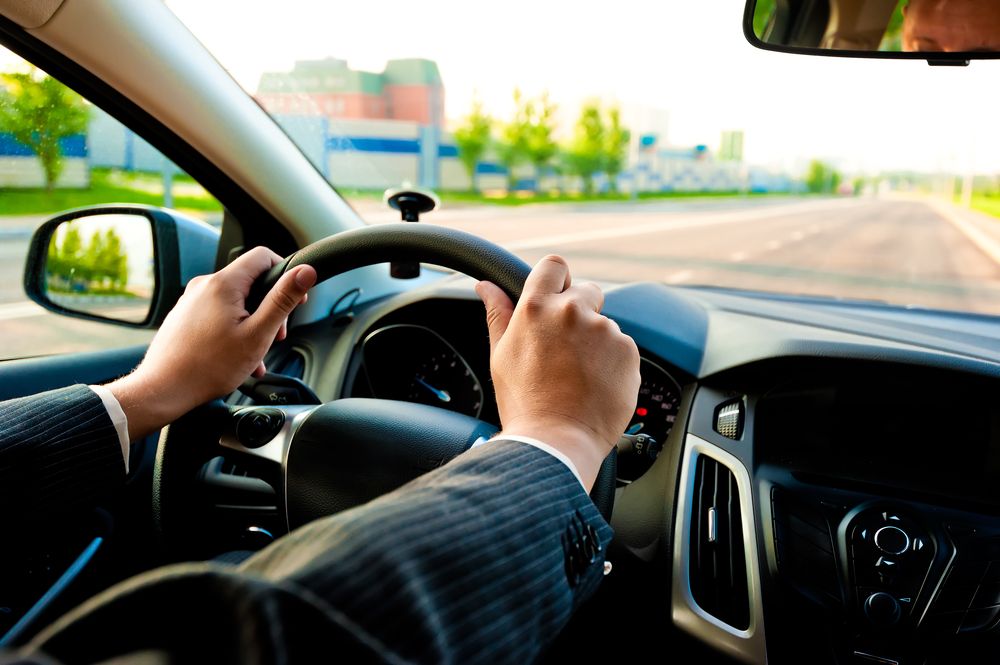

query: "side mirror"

left=23, top=205, right=220, bottom=328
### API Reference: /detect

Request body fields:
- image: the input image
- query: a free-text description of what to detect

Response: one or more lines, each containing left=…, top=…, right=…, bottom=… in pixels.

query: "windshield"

left=168, top=0, right=1000, bottom=317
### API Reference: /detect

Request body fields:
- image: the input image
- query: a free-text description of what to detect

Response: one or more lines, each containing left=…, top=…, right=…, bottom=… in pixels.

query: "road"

left=3, top=196, right=1000, bottom=359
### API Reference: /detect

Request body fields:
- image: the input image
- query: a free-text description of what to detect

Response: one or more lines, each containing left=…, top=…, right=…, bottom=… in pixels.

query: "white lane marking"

left=730, top=251, right=748, bottom=262
left=766, top=240, right=783, bottom=250
left=0, top=301, right=47, bottom=321
left=503, top=199, right=866, bottom=251
left=928, top=200, right=1000, bottom=266
left=665, top=270, right=694, bottom=283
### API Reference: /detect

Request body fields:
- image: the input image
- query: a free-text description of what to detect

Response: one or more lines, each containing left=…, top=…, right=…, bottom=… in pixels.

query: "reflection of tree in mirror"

left=753, top=0, right=777, bottom=40
left=879, top=2, right=906, bottom=51
left=46, top=222, right=133, bottom=297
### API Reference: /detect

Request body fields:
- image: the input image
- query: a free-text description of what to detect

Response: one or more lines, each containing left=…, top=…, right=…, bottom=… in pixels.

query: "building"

left=256, top=58, right=445, bottom=127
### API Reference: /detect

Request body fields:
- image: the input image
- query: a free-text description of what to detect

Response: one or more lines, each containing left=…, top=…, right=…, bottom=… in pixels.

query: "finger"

left=561, top=281, right=604, bottom=314
left=274, top=319, right=288, bottom=343
left=227, top=246, right=284, bottom=285
left=475, top=280, right=515, bottom=353
left=522, top=255, right=571, bottom=298
left=251, top=361, right=267, bottom=378
left=248, top=264, right=317, bottom=337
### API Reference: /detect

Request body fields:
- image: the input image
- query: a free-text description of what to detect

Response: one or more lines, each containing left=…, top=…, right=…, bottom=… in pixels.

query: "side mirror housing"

left=23, top=204, right=220, bottom=329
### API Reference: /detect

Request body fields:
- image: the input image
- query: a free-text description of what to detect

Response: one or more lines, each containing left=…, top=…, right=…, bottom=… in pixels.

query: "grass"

left=970, top=195, right=1000, bottom=220
left=0, top=168, right=221, bottom=216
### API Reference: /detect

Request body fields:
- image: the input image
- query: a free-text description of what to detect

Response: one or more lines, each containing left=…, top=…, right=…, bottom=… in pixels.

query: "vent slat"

left=690, top=456, right=751, bottom=631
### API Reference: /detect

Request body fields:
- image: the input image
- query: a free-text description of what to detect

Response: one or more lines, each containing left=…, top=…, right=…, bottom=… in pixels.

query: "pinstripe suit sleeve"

left=0, top=385, right=125, bottom=522
left=241, top=437, right=614, bottom=664
left=26, top=439, right=611, bottom=665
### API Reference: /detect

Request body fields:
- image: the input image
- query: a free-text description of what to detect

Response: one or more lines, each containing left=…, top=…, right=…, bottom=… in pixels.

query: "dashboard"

left=213, top=275, right=1000, bottom=665
left=344, top=298, right=686, bottom=483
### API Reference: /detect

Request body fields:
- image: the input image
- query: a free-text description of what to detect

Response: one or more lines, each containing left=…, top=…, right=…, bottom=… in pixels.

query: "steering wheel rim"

left=153, top=223, right=617, bottom=554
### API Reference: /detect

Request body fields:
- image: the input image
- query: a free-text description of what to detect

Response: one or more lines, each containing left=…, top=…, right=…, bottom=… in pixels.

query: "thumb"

left=250, top=264, right=317, bottom=335
left=475, top=281, right=514, bottom=353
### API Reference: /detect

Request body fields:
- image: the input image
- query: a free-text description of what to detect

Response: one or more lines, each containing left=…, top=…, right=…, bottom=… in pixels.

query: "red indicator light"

left=635, top=407, right=648, bottom=417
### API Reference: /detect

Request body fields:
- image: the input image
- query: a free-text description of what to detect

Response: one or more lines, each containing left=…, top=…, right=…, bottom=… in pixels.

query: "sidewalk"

left=0, top=214, right=48, bottom=239
left=927, top=199, right=1000, bottom=266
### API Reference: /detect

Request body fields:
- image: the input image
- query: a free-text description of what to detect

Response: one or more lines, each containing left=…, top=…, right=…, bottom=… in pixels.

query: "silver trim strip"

left=219, top=406, right=319, bottom=465
left=672, top=434, right=767, bottom=664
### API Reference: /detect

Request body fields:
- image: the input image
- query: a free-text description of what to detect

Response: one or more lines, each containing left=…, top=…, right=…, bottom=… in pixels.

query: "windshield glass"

left=169, top=0, right=1000, bottom=316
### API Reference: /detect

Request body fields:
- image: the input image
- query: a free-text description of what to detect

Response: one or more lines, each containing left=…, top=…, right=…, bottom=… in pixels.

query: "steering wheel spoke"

left=219, top=405, right=318, bottom=466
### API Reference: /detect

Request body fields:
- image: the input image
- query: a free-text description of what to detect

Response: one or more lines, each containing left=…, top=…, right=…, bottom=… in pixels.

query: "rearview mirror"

left=744, top=0, right=1000, bottom=64
left=24, top=205, right=220, bottom=328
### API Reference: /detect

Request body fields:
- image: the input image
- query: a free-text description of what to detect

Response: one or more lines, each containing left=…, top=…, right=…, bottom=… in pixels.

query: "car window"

left=169, top=0, right=1000, bottom=319
left=0, top=46, right=222, bottom=360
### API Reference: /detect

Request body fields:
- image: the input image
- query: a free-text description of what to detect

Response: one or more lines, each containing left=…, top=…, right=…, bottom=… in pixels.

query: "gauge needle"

left=625, top=422, right=644, bottom=435
left=415, top=376, right=452, bottom=403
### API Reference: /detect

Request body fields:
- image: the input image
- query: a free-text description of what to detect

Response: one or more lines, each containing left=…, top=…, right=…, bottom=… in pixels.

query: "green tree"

left=602, top=107, right=630, bottom=193
left=524, top=92, right=558, bottom=191
left=495, top=89, right=531, bottom=191
left=0, top=70, right=89, bottom=192
left=805, top=160, right=842, bottom=194
left=562, top=102, right=606, bottom=195
left=99, top=228, right=128, bottom=289
left=453, top=98, right=492, bottom=193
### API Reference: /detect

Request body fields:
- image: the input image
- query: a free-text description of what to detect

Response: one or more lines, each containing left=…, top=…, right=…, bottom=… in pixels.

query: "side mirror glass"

left=42, top=213, right=155, bottom=324
left=24, top=205, right=220, bottom=328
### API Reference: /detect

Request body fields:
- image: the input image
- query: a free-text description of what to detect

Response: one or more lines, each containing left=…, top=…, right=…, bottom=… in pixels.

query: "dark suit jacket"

left=1, top=386, right=613, bottom=664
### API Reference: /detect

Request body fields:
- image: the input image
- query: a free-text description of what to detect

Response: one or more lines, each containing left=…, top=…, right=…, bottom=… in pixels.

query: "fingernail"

left=295, top=267, right=314, bottom=289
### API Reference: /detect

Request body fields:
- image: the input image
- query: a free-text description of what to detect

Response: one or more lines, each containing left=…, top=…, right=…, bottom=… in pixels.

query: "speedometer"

left=360, top=324, right=484, bottom=418
left=625, top=358, right=682, bottom=445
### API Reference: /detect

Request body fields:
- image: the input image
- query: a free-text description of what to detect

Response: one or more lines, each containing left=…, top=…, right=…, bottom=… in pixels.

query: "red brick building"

left=256, top=57, right=444, bottom=126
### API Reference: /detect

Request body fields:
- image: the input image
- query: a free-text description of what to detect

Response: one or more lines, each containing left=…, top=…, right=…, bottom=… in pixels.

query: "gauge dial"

left=361, top=324, right=484, bottom=418
left=625, top=358, right=682, bottom=445
left=406, top=348, right=483, bottom=417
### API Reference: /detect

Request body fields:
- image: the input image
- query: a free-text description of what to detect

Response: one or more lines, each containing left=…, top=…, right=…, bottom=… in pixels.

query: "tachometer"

left=361, top=324, right=484, bottom=418
left=625, top=358, right=682, bottom=445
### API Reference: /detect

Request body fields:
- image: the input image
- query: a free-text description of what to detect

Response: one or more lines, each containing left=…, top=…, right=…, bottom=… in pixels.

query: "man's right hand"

left=476, top=255, right=641, bottom=491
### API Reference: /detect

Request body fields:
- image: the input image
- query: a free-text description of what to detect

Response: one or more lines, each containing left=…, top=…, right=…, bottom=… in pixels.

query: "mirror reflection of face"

left=903, top=0, right=1000, bottom=51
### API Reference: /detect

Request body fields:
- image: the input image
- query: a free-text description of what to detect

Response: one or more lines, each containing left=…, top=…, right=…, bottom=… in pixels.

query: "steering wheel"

left=152, top=223, right=618, bottom=550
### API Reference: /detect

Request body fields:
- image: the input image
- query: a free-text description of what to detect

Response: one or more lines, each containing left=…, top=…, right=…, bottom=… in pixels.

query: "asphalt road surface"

left=3, top=196, right=1000, bottom=360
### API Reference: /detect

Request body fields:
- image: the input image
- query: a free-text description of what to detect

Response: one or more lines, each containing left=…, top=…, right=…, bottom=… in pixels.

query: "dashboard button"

left=874, top=526, right=910, bottom=556
left=864, top=592, right=901, bottom=628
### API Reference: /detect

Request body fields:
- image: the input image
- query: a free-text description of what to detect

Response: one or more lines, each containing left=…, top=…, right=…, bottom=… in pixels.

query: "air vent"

left=690, top=455, right=751, bottom=630
left=715, top=400, right=744, bottom=440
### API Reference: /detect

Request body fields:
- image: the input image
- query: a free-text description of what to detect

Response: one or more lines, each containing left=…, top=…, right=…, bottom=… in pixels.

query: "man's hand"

left=476, top=255, right=640, bottom=491
left=108, top=247, right=317, bottom=440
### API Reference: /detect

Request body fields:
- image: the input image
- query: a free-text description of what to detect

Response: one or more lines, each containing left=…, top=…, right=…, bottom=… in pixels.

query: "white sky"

left=5, top=0, right=1000, bottom=175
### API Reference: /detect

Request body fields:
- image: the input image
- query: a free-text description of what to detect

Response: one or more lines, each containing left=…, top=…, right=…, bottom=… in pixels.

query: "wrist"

left=499, top=415, right=612, bottom=491
left=107, top=370, right=191, bottom=441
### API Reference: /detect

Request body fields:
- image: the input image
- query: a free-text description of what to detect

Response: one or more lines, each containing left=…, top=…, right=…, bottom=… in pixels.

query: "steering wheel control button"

left=235, top=407, right=285, bottom=448
left=874, top=526, right=910, bottom=556
left=864, top=592, right=902, bottom=628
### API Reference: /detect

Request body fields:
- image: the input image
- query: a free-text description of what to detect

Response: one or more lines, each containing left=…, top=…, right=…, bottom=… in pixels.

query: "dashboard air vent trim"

left=672, top=434, right=767, bottom=665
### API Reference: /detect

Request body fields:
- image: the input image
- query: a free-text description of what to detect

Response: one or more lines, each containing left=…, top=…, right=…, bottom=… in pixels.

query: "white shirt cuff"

left=472, top=434, right=586, bottom=490
left=88, top=384, right=130, bottom=473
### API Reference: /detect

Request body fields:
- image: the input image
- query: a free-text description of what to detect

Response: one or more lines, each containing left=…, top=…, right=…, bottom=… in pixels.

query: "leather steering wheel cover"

left=246, top=223, right=533, bottom=312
